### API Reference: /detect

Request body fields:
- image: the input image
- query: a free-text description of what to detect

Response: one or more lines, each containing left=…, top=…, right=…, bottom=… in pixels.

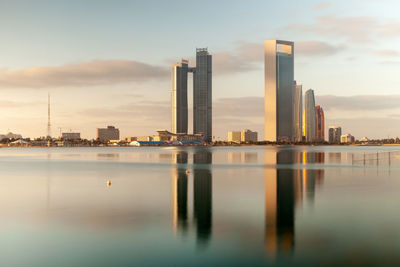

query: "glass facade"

left=305, top=89, right=316, bottom=142
left=265, top=40, right=294, bottom=142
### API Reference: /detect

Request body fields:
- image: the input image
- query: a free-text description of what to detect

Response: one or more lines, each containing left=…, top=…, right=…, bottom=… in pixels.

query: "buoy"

left=107, top=180, right=111, bottom=187
left=186, top=170, right=190, bottom=174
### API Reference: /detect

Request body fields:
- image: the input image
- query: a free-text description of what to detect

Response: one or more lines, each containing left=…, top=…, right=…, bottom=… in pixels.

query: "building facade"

left=171, top=49, right=212, bottom=142
left=315, top=105, right=325, bottom=141
left=228, top=131, right=241, bottom=143
left=61, top=132, right=80, bottom=140
left=241, top=129, right=258, bottom=142
left=265, top=40, right=295, bottom=142
left=97, top=126, right=120, bottom=142
left=293, top=81, right=302, bottom=142
left=304, top=89, right=316, bottom=142
left=171, top=60, right=189, bottom=134
left=193, top=48, right=212, bottom=142
left=341, top=133, right=355, bottom=144
left=328, top=126, right=342, bottom=143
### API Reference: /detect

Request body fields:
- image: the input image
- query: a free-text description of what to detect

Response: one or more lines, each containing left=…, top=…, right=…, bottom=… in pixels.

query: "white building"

left=341, top=134, right=355, bottom=144
left=228, top=131, right=241, bottom=143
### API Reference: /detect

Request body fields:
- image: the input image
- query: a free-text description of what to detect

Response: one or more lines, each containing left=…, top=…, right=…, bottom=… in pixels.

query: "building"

left=171, top=48, right=212, bottom=142
left=171, top=60, right=189, bottom=134
left=241, top=129, right=258, bottom=142
left=194, top=48, right=212, bottom=142
left=315, top=105, right=325, bottom=141
left=62, top=132, right=81, bottom=140
left=341, top=133, right=355, bottom=144
left=265, top=40, right=295, bottom=142
left=293, top=81, right=302, bottom=142
left=228, top=131, right=241, bottom=143
left=157, top=129, right=204, bottom=143
left=304, top=89, right=316, bottom=142
left=97, top=126, right=120, bottom=142
left=328, top=126, right=342, bottom=143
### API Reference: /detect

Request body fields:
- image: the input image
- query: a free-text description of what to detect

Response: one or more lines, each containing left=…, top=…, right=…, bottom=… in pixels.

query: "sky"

left=1, top=0, right=400, bottom=139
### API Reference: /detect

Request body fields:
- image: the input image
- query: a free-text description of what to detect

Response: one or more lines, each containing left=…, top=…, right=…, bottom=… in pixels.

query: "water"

left=0, top=146, right=400, bottom=266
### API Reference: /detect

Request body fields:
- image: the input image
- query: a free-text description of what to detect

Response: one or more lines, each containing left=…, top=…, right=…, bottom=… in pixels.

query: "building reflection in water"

left=193, top=149, right=212, bottom=245
left=171, top=149, right=212, bottom=246
left=265, top=150, right=325, bottom=258
left=171, top=151, right=189, bottom=234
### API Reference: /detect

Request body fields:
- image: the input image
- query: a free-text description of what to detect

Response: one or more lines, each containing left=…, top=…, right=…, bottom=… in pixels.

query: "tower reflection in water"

left=171, top=151, right=189, bottom=234
left=171, top=149, right=212, bottom=246
left=265, top=150, right=324, bottom=257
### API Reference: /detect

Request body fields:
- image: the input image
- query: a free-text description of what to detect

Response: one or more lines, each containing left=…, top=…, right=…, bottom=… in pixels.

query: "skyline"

left=1, top=0, right=400, bottom=139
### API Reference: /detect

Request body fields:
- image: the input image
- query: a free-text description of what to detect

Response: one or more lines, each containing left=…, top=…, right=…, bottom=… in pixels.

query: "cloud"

left=296, top=41, right=343, bottom=56
left=375, top=49, right=400, bottom=57
left=285, top=16, right=400, bottom=43
left=316, top=94, right=400, bottom=111
left=212, top=40, right=341, bottom=74
left=0, top=60, right=169, bottom=89
left=313, top=2, right=332, bottom=10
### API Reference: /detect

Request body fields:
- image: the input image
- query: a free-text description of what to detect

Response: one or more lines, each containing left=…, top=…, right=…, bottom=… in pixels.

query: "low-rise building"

left=62, top=132, right=81, bottom=140
left=228, top=131, right=241, bottom=143
left=156, top=129, right=204, bottom=143
left=241, top=129, right=258, bottom=142
left=341, top=133, right=355, bottom=144
left=97, top=126, right=119, bottom=142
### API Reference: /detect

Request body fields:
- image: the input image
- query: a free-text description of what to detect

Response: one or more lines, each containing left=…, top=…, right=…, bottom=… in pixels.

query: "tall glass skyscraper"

left=171, top=49, right=212, bottom=142
left=304, top=89, right=316, bottom=142
left=193, top=48, right=212, bottom=142
left=315, top=105, right=325, bottom=141
left=171, top=60, right=189, bottom=134
left=265, top=40, right=295, bottom=142
left=293, top=81, right=303, bottom=142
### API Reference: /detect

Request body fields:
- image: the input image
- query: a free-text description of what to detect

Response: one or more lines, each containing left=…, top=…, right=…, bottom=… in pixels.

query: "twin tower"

left=171, top=48, right=212, bottom=142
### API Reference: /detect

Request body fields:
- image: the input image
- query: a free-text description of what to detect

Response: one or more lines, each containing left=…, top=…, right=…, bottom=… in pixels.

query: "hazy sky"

left=1, top=0, right=400, bottom=139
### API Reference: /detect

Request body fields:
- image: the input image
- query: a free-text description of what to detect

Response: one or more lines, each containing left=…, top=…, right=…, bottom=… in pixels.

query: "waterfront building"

left=61, top=132, right=81, bottom=140
left=228, top=131, right=241, bottom=143
left=97, top=126, right=120, bottom=142
left=171, top=49, right=212, bottom=142
left=293, top=81, right=302, bottom=142
left=157, top=129, right=204, bottom=143
left=171, top=60, right=189, bottom=134
left=315, top=105, right=325, bottom=141
left=193, top=48, right=212, bottom=142
left=304, top=89, right=316, bottom=142
left=241, top=129, right=258, bottom=142
left=265, top=40, right=295, bottom=142
left=328, top=126, right=342, bottom=143
left=341, top=133, right=355, bottom=144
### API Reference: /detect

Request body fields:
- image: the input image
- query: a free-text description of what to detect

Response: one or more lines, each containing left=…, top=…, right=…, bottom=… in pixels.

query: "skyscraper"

left=293, top=81, right=302, bottom=142
left=265, top=40, right=295, bottom=142
left=171, top=60, right=189, bottom=134
left=304, top=89, right=316, bottom=142
left=315, top=105, right=325, bottom=141
left=171, top=49, right=212, bottom=142
left=193, top=48, right=212, bottom=142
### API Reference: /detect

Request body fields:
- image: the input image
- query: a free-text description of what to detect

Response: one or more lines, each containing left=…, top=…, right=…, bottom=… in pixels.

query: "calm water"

left=1, top=146, right=400, bottom=266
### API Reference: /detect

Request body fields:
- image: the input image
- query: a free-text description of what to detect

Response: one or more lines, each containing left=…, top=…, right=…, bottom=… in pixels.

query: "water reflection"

left=171, top=149, right=212, bottom=246
left=227, top=151, right=258, bottom=164
left=193, top=150, right=212, bottom=245
left=171, top=151, right=189, bottom=234
left=265, top=150, right=325, bottom=258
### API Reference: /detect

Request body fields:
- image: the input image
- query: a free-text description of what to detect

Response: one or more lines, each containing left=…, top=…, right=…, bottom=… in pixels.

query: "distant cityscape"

left=1, top=40, right=399, bottom=147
